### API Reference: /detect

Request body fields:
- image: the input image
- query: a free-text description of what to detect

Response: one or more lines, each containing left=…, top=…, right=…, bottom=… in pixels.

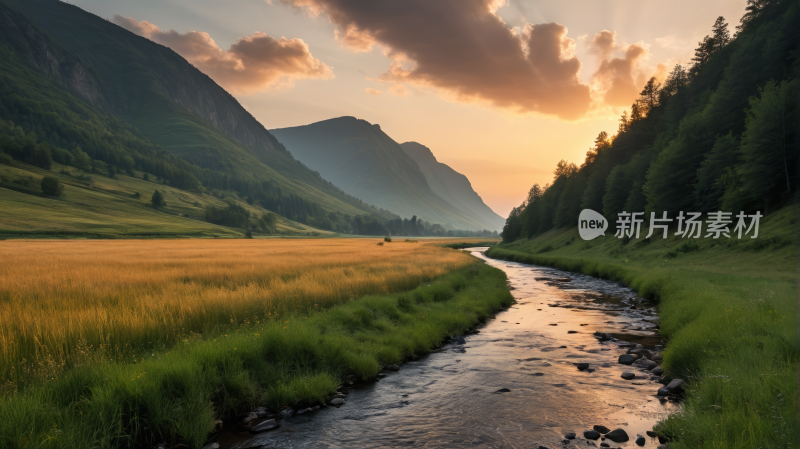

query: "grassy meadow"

left=0, top=238, right=482, bottom=388
left=487, top=204, right=797, bottom=449
left=0, top=238, right=511, bottom=448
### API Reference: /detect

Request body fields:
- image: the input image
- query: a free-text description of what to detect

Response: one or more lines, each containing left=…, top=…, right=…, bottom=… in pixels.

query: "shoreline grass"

left=486, top=204, right=797, bottom=449
left=0, top=258, right=513, bottom=448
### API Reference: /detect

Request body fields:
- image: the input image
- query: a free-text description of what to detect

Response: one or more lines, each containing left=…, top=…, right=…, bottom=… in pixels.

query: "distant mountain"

left=0, top=0, right=386, bottom=222
left=400, top=142, right=504, bottom=231
left=271, top=117, right=499, bottom=231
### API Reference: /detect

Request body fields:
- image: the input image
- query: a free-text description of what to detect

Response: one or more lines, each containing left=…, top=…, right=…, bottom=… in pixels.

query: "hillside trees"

left=501, top=0, right=798, bottom=242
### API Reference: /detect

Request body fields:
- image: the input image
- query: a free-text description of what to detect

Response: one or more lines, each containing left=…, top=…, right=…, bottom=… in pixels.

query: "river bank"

left=486, top=205, right=797, bottom=448
left=212, top=248, right=678, bottom=448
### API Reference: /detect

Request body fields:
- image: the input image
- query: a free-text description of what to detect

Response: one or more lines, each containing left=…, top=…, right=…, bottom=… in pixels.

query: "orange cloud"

left=589, top=30, right=652, bottom=108
left=112, top=15, right=333, bottom=94
left=364, top=87, right=383, bottom=95
left=281, top=0, right=591, bottom=120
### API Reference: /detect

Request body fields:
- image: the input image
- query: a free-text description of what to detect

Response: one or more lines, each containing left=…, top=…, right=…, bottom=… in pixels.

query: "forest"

left=502, top=0, right=798, bottom=242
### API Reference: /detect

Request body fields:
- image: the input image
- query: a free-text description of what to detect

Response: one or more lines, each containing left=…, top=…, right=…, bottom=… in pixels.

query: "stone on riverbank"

left=606, top=428, right=629, bottom=442
left=564, top=432, right=576, bottom=439
left=657, top=379, right=685, bottom=396
left=249, top=419, right=279, bottom=433
left=385, top=364, right=400, bottom=371
left=584, top=430, right=601, bottom=440
left=618, top=354, right=636, bottom=365
left=621, top=372, right=635, bottom=380
left=635, top=434, right=646, bottom=446
left=593, top=425, right=610, bottom=434
left=329, top=398, right=345, bottom=405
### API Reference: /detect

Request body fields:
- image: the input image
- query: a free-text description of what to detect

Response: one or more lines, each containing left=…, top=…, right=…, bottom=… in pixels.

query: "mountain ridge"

left=271, top=117, right=501, bottom=231
left=400, top=141, right=504, bottom=231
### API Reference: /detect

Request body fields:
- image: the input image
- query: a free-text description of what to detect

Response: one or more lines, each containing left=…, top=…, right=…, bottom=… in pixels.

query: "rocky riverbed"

left=207, top=248, right=678, bottom=449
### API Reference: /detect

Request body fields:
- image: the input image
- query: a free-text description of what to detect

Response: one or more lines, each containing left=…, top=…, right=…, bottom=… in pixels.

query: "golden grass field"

left=0, top=238, right=480, bottom=385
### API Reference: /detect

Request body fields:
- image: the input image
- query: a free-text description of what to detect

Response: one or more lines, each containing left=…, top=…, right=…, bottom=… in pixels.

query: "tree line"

left=502, top=0, right=798, bottom=242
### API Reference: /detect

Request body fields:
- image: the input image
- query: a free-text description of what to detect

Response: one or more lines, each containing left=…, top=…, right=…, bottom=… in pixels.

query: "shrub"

left=151, top=190, right=166, bottom=208
left=40, top=176, right=63, bottom=196
left=245, top=230, right=253, bottom=239
left=384, top=236, right=392, bottom=242
left=377, top=242, right=384, bottom=246
left=133, top=192, right=141, bottom=199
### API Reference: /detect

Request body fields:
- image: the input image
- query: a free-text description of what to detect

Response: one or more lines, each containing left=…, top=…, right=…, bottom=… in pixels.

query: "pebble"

left=249, top=419, right=279, bottom=433
left=635, top=434, right=646, bottom=446
left=329, top=398, right=345, bottom=405
left=278, top=408, right=294, bottom=419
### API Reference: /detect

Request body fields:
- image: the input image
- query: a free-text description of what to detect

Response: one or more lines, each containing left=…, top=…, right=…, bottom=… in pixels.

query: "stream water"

left=218, top=248, right=676, bottom=448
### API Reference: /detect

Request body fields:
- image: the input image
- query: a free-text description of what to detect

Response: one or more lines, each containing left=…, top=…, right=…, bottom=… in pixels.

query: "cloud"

left=280, top=0, right=591, bottom=120
left=364, top=87, right=383, bottom=95
left=112, top=15, right=333, bottom=94
left=655, top=35, right=688, bottom=52
left=588, top=30, right=653, bottom=108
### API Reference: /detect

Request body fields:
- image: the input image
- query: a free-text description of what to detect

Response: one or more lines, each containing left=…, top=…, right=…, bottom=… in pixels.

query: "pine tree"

left=711, top=16, right=731, bottom=51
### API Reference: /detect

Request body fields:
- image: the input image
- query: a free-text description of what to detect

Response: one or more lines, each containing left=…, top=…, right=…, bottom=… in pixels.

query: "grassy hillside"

left=0, top=159, right=328, bottom=237
left=488, top=204, right=797, bottom=448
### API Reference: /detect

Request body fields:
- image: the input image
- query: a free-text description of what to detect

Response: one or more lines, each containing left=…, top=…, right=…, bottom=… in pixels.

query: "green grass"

left=487, top=204, right=797, bottom=449
left=0, top=160, right=331, bottom=237
left=0, top=260, right=513, bottom=448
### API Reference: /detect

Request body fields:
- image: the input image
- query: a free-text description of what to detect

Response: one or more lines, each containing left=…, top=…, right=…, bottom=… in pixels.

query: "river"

left=219, top=248, right=676, bottom=448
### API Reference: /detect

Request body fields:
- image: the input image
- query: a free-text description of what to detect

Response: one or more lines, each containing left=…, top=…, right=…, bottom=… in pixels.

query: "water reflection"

left=221, top=248, right=675, bottom=448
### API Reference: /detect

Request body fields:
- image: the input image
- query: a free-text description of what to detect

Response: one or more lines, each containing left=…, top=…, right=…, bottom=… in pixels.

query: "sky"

left=73, top=0, right=748, bottom=217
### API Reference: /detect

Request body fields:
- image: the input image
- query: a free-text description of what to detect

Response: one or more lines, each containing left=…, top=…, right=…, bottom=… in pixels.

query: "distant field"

left=0, top=238, right=475, bottom=385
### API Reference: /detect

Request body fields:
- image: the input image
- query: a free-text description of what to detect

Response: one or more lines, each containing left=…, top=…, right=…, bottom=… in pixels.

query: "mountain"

left=271, top=117, right=499, bottom=231
left=0, top=0, right=388, bottom=226
left=400, top=142, right=504, bottom=231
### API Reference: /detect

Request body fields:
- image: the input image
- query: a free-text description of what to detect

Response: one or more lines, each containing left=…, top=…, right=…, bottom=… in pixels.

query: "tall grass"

left=0, top=239, right=473, bottom=386
left=0, top=257, right=513, bottom=448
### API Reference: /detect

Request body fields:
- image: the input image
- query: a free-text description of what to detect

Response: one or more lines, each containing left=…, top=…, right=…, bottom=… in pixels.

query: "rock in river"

left=564, top=432, right=576, bottom=439
left=657, top=378, right=685, bottom=396
left=593, top=425, right=610, bottom=434
left=606, top=428, right=629, bottom=442
left=576, top=363, right=589, bottom=371
left=495, top=388, right=511, bottom=393
left=249, top=419, right=279, bottom=433
left=635, top=434, right=646, bottom=446
left=385, top=364, right=400, bottom=371
left=651, top=366, right=664, bottom=376
left=618, top=354, right=636, bottom=365
left=583, top=430, right=601, bottom=440
left=329, top=398, right=345, bottom=405
left=621, top=372, right=635, bottom=380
